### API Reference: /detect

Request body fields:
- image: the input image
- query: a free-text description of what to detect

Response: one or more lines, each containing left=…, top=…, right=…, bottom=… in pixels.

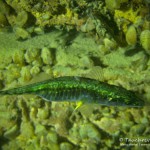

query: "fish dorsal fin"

left=83, top=66, right=104, bottom=81
left=24, top=72, right=52, bottom=85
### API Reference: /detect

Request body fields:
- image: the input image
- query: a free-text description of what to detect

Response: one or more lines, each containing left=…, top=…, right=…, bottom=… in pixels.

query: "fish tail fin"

left=0, top=87, right=27, bottom=95
left=0, top=89, right=17, bottom=95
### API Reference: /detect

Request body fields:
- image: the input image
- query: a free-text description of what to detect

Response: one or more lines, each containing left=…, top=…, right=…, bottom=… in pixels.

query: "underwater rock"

left=47, top=131, right=58, bottom=144
left=96, top=117, right=121, bottom=135
left=20, top=66, right=32, bottom=82
left=35, top=124, right=46, bottom=136
left=40, top=137, right=60, bottom=150
left=129, top=124, right=146, bottom=136
left=32, top=58, right=43, bottom=67
left=25, top=48, right=40, bottom=63
left=16, top=11, right=28, bottom=27
left=41, top=47, right=53, bottom=65
left=34, top=27, right=44, bottom=35
left=105, top=0, right=121, bottom=11
left=0, top=70, right=3, bottom=80
left=20, top=121, right=34, bottom=138
left=39, top=130, right=59, bottom=150
left=60, top=142, right=73, bottom=150
left=3, top=124, right=19, bottom=140
left=86, top=143, right=97, bottom=150
left=30, top=66, right=40, bottom=76
left=126, top=25, right=137, bottom=46
left=42, top=65, right=53, bottom=75
left=12, top=50, right=25, bottom=65
left=80, top=18, right=95, bottom=33
left=0, top=79, right=3, bottom=89
left=79, top=123, right=101, bottom=143
left=0, top=13, right=8, bottom=27
left=3, top=64, right=21, bottom=84
left=102, top=47, right=147, bottom=73
left=37, top=107, right=49, bottom=120
left=129, top=109, right=143, bottom=124
left=104, top=38, right=117, bottom=51
left=14, top=27, right=30, bottom=40
left=140, top=30, right=150, bottom=55
left=0, top=96, right=19, bottom=129
left=0, top=1, right=10, bottom=15
left=79, top=56, right=93, bottom=69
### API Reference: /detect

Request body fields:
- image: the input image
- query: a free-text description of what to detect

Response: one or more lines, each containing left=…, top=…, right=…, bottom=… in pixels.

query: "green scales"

left=0, top=76, right=144, bottom=107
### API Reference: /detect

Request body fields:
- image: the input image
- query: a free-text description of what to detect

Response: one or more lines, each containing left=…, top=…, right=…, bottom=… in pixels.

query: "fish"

left=0, top=76, right=144, bottom=107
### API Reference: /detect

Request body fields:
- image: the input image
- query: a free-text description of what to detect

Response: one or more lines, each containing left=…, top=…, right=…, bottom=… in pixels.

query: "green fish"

left=0, top=76, right=144, bottom=107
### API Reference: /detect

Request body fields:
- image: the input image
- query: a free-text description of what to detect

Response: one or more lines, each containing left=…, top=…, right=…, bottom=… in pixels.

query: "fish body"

left=0, top=76, right=144, bottom=107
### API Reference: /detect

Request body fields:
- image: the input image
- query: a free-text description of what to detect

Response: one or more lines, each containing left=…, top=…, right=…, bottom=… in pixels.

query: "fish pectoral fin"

left=75, top=101, right=84, bottom=110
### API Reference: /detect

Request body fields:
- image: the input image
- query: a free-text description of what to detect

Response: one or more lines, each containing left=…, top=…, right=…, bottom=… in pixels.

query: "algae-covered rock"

left=30, top=66, right=40, bottom=76
left=96, top=117, right=121, bottom=136
left=60, top=142, right=73, bottom=150
left=14, top=27, right=30, bottom=40
left=35, top=124, right=46, bottom=136
left=41, top=47, right=53, bottom=65
left=105, top=0, right=121, bottom=11
left=129, top=124, right=146, bottom=136
left=0, top=1, right=10, bottom=15
left=3, top=64, right=21, bottom=84
left=4, top=124, right=19, bottom=140
left=140, top=30, right=150, bottom=55
left=20, top=66, right=32, bottom=82
left=16, top=11, right=28, bottom=27
left=129, top=109, right=143, bottom=124
left=20, top=121, right=34, bottom=138
left=34, top=27, right=44, bottom=35
left=125, top=25, right=137, bottom=46
left=25, top=48, right=40, bottom=63
left=47, top=131, right=58, bottom=144
left=12, top=50, right=25, bottom=65
left=42, top=65, right=53, bottom=75
left=37, top=107, right=49, bottom=120
left=39, top=131, right=59, bottom=150
left=79, top=123, right=101, bottom=143
left=0, top=13, right=8, bottom=27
